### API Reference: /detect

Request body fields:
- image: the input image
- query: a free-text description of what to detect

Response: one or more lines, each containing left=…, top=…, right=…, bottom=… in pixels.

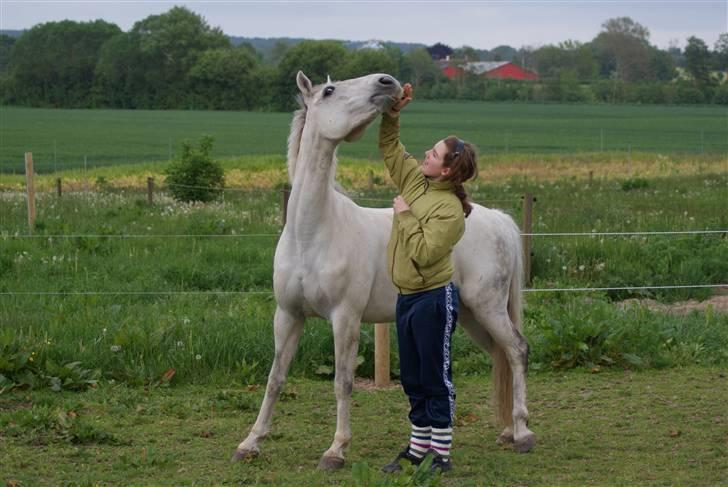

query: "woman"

left=380, top=84, right=478, bottom=473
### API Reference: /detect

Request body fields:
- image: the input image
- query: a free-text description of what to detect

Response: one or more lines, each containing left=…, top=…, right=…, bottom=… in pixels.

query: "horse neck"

left=287, top=122, right=339, bottom=238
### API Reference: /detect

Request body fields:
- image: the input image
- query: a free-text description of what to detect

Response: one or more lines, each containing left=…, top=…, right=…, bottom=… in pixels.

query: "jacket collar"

left=425, top=177, right=455, bottom=190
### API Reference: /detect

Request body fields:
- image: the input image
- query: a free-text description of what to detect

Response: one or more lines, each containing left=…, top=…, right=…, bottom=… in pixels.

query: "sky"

left=1, top=1, right=726, bottom=50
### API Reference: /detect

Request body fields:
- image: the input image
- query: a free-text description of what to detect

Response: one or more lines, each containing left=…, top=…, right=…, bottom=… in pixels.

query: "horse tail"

left=492, top=220, right=524, bottom=428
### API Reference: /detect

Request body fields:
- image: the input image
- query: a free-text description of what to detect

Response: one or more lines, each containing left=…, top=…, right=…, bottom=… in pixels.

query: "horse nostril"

left=379, top=76, right=394, bottom=86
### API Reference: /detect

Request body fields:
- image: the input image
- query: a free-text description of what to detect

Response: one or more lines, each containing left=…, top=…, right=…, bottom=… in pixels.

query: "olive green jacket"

left=379, top=113, right=465, bottom=295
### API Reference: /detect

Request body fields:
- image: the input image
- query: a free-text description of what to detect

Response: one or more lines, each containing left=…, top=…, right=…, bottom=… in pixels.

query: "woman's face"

left=421, top=140, right=451, bottom=180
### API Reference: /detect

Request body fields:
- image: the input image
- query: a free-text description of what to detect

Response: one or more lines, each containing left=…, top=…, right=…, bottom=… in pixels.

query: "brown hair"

left=442, top=136, right=478, bottom=217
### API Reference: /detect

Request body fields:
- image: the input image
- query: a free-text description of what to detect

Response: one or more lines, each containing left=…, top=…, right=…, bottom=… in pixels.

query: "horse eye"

left=323, top=86, right=335, bottom=97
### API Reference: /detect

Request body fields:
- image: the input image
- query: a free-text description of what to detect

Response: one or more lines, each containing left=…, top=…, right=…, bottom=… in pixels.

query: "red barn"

left=441, top=61, right=538, bottom=81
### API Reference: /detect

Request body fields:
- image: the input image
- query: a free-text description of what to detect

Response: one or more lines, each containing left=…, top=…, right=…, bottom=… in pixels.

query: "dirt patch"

left=354, top=377, right=400, bottom=392
left=617, top=294, right=728, bottom=315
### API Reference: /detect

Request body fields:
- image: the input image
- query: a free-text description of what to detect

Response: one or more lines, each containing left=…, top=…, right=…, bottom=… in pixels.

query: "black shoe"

left=381, top=447, right=423, bottom=473
left=427, top=449, right=452, bottom=473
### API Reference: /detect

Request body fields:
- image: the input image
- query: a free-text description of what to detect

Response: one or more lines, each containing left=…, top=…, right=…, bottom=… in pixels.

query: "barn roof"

left=465, top=61, right=510, bottom=75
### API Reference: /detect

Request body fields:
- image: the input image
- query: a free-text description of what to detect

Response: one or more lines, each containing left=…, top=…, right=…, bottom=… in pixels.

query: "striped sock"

left=408, top=424, right=431, bottom=459
left=431, top=426, right=453, bottom=458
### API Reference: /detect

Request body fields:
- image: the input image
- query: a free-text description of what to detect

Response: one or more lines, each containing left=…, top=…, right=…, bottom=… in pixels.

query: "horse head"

left=296, top=71, right=402, bottom=143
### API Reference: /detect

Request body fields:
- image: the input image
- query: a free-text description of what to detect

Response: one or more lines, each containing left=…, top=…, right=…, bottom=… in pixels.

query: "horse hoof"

left=496, top=432, right=514, bottom=445
left=231, top=447, right=259, bottom=462
left=514, top=434, right=536, bottom=453
left=317, top=455, right=345, bottom=471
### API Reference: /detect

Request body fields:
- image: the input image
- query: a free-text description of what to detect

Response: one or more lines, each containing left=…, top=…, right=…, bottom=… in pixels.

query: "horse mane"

left=286, top=95, right=307, bottom=184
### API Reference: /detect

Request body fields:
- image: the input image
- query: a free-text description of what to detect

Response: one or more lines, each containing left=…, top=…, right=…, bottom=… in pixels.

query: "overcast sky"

left=1, top=1, right=726, bottom=50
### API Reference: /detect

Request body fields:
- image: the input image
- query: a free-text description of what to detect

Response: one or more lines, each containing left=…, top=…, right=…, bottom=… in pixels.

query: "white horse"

left=233, top=72, right=535, bottom=469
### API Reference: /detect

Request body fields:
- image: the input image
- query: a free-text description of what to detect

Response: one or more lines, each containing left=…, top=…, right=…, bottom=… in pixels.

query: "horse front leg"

left=232, top=306, right=304, bottom=461
left=318, top=311, right=361, bottom=471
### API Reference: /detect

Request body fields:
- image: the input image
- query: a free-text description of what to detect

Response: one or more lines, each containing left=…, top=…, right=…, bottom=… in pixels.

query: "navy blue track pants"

left=396, top=282, right=459, bottom=429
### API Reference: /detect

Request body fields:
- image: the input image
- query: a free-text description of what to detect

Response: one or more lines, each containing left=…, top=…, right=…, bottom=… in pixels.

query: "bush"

left=165, top=136, right=225, bottom=203
left=712, top=83, right=728, bottom=105
left=674, top=82, right=705, bottom=104
left=629, top=83, right=668, bottom=104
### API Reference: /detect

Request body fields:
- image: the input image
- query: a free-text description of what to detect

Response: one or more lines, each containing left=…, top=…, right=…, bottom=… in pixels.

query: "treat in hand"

left=389, top=83, right=413, bottom=116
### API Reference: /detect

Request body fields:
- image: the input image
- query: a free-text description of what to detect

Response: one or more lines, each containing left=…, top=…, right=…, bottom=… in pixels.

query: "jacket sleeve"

left=378, top=113, right=421, bottom=193
left=396, top=205, right=464, bottom=267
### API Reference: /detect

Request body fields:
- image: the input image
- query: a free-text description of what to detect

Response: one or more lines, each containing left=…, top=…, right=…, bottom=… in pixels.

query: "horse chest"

left=275, top=240, right=350, bottom=318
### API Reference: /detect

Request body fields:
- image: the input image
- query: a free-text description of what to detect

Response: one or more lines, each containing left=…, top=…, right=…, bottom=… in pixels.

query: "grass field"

left=2, top=102, right=726, bottom=173
left=1, top=168, right=726, bottom=386
left=1, top=103, right=726, bottom=484
left=2, top=367, right=727, bottom=485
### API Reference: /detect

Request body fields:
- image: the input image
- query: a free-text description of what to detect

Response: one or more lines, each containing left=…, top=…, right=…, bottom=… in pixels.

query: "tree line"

left=1, top=7, right=726, bottom=110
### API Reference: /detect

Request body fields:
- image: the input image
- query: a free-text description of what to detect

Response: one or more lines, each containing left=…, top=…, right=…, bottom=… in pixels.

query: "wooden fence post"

left=25, top=153, right=36, bottom=234
left=282, top=184, right=291, bottom=226
left=147, top=177, right=154, bottom=205
left=56, top=177, right=62, bottom=197
left=374, top=323, right=390, bottom=387
left=522, top=193, right=534, bottom=286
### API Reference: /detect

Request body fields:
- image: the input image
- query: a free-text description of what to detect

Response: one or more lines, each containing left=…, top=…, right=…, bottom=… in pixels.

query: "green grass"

left=2, top=102, right=726, bottom=173
left=1, top=169, right=726, bottom=386
left=2, top=367, right=726, bottom=485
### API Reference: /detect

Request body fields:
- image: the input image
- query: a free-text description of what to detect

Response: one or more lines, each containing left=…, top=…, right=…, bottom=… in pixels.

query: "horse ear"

left=296, top=71, right=313, bottom=97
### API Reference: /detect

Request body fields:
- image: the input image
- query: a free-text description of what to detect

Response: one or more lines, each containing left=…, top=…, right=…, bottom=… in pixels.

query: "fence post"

left=25, top=153, right=36, bottom=234
left=522, top=193, right=534, bottom=286
left=147, top=177, right=154, bottom=205
left=282, top=184, right=291, bottom=226
left=374, top=323, right=390, bottom=387
left=56, top=177, right=62, bottom=198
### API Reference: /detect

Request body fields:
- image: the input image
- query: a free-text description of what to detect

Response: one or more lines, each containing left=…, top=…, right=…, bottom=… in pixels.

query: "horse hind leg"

left=459, top=308, right=513, bottom=444
left=464, top=305, right=535, bottom=452
left=232, top=306, right=304, bottom=461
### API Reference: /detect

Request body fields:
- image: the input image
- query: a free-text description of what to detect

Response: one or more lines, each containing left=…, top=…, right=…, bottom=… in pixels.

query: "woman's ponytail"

left=443, top=136, right=478, bottom=218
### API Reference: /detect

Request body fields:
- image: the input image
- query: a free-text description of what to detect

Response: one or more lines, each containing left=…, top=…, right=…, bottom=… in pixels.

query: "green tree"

left=648, top=47, right=677, bottom=81
left=339, top=48, right=397, bottom=80
left=453, top=45, right=479, bottom=62
left=127, top=6, right=229, bottom=108
left=712, top=33, right=728, bottom=71
left=94, top=32, right=148, bottom=107
left=592, top=17, right=652, bottom=82
left=266, top=40, right=290, bottom=65
left=273, top=40, right=347, bottom=110
left=188, top=46, right=261, bottom=110
left=8, top=20, right=120, bottom=106
left=685, top=36, right=712, bottom=87
left=0, top=34, right=15, bottom=72
left=534, top=41, right=596, bottom=82
left=401, top=48, right=440, bottom=87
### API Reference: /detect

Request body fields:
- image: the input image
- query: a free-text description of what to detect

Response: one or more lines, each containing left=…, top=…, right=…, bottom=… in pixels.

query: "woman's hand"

left=393, top=195, right=410, bottom=214
left=388, top=83, right=413, bottom=117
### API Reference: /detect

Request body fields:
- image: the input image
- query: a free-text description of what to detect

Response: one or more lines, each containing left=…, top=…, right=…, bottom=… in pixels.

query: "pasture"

left=2, top=367, right=726, bottom=485
left=1, top=166, right=726, bottom=384
left=1, top=102, right=727, bottom=173
left=1, top=102, right=727, bottom=485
